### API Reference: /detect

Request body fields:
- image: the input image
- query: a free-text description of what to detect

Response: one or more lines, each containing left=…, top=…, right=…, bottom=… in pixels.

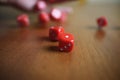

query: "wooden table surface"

left=0, top=1, right=120, bottom=80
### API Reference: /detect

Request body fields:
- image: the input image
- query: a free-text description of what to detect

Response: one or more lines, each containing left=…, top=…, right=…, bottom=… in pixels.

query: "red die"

left=97, top=16, right=108, bottom=27
left=50, top=8, right=62, bottom=21
left=38, top=12, right=50, bottom=23
left=34, top=1, right=47, bottom=11
left=59, top=33, right=74, bottom=52
left=49, top=26, right=64, bottom=41
left=17, top=14, right=30, bottom=27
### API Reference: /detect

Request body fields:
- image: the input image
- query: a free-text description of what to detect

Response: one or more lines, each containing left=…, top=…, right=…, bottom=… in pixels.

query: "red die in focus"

left=34, top=1, right=47, bottom=11
left=49, top=26, right=64, bottom=41
left=59, top=33, right=74, bottom=52
left=97, top=16, right=108, bottom=27
left=17, top=14, right=30, bottom=27
left=38, top=12, right=50, bottom=23
left=50, top=8, right=62, bottom=21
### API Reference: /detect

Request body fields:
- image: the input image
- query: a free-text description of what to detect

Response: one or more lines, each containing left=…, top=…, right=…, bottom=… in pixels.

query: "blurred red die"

left=38, top=12, right=50, bottom=23
left=97, top=16, right=108, bottom=27
left=17, top=14, right=30, bottom=27
left=49, top=26, right=64, bottom=41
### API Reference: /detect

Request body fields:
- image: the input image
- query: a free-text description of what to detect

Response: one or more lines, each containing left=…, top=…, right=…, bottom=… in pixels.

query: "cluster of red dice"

left=49, top=26, right=74, bottom=52
left=17, top=1, right=67, bottom=27
left=38, top=8, right=67, bottom=24
left=16, top=1, right=108, bottom=52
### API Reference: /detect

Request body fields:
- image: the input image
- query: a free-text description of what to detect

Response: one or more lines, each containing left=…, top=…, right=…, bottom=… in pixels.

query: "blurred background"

left=88, top=0, right=120, bottom=3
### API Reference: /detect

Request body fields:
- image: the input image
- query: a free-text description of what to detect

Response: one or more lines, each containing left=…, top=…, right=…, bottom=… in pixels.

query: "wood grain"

left=0, top=1, right=120, bottom=80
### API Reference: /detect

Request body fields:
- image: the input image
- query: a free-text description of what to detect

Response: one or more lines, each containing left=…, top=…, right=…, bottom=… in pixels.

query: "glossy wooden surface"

left=0, top=1, right=120, bottom=80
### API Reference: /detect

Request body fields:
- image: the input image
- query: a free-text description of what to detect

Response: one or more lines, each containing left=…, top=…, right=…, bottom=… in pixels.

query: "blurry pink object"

left=34, top=1, right=47, bottom=11
left=49, top=8, right=68, bottom=22
left=50, top=8, right=62, bottom=21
